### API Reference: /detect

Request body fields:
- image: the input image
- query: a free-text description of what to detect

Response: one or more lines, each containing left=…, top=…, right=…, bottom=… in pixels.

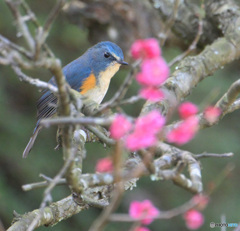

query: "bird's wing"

left=36, top=90, right=57, bottom=122
left=36, top=59, right=92, bottom=123
left=64, top=57, right=92, bottom=91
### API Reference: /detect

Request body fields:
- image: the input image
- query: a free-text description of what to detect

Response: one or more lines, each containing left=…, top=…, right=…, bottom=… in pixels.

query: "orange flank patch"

left=80, top=73, right=96, bottom=94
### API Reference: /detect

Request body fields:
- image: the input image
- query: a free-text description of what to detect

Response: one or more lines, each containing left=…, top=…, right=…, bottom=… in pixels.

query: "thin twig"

left=160, top=0, right=180, bottom=46
left=5, top=0, right=35, bottom=50
left=34, top=0, right=66, bottom=59
left=139, top=149, right=156, bottom=174
left=207, top=163, right=235, bottom=196
left=21, top=0, right=55, bottom=58
left=21, top=0, right=40, bottom=26
left=22, top=178, right=66, bottom=191
left=43, top=0, right=66, bottom=33
left=199, top=79, right=240, bottom=128
left=40, top=115, right=114, bottom=127
left=0, top=34, right=32, bottom=58
left=11, top=64, right=58, bottom=93
left=86, top=125, right=115, bottom=146
left=168, top=1, right=204, bottom=67
left=89, top=142, right=124, bottom=231
left=109, top=196, right=198, bottom=222
left=216, top=79, right=240, bottom=113
left=0, top=56, right=10, bottom=65
left=227, top=99, right=240, bottom=114
left=194, top=152, right=234, bottom=159
left=113, top=95, right=141, bottom=107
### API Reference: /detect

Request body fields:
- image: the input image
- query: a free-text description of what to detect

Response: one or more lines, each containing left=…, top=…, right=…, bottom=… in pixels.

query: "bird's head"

left=87, top=41, right=128, bottom=77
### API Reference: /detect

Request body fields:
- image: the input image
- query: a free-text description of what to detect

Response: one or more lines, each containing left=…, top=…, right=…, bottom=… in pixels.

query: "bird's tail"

left=22, top=125, right=42, bottom=158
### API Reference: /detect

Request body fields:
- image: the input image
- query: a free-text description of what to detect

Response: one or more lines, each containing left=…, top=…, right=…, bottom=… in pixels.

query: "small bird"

left=23, top=41, right=128, bottom=158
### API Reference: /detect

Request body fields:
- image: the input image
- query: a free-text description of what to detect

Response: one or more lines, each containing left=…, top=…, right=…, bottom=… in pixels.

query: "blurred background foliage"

left=0, top=1, right=240, bottom=230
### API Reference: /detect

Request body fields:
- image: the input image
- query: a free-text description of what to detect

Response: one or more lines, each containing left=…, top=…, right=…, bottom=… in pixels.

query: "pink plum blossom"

left=140, top=87, right=164, bottom=102
left=204, top=106, right=221, bottom=123
left=126, top=132, right=157, bottom=151
left=136, top=57, right=169, bottom=87
left=167, top=116, right=199, bottom=145
left=134, top=227, right=150, bottom=231
left=95, top=157, right=113, bottom=173
left=129, top=200, right=160, bottom=225
left=134, top=110, right=165, bottom=135
left=131, top=38, right=161, bottom=60
left=184, top=210, right=204, bottom=230
left=110, top=114, right=132, bottom=140
left=178, top=102, right=198, bottom=119
left=125, top=110, right=165, bottom=151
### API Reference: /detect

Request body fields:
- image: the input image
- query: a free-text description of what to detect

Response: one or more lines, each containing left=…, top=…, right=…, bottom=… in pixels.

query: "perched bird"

left=23, top=41, right=128, bottom=158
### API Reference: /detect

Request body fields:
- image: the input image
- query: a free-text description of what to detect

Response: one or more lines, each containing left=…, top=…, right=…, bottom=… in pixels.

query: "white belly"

left=84, top=63, right=121, bottom=104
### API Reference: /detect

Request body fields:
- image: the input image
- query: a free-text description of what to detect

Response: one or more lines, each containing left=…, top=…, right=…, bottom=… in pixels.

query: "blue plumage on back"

left=63, top=55, right=92, bottom=91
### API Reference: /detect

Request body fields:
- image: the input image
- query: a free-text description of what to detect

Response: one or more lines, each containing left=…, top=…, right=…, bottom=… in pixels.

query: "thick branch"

left=216, top=79, right=240, bottom=113
left=7, top=196, right=88, bottom=231
left=199, top=79, right=240, bottom=128
left=150, top=0, right=220, bottom=46
left=141, top=0, right=240, bottom=116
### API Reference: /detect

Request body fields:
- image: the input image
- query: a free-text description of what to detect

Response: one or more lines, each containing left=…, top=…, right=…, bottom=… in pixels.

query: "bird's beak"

left=117, top=60, right=128, bottom=65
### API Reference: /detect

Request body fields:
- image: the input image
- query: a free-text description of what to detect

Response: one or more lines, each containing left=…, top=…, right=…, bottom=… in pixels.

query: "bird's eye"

left=104, top=52, right=110, bottom=58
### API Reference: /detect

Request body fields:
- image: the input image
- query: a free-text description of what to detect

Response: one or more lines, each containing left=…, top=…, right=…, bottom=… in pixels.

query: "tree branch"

left=141, top=0, right=240, bottom=119
left=5, top=0, right=35, bottom=51
left=11, top=64, right=58, bottom=93
left=7, top=196, right=88, bottom=231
